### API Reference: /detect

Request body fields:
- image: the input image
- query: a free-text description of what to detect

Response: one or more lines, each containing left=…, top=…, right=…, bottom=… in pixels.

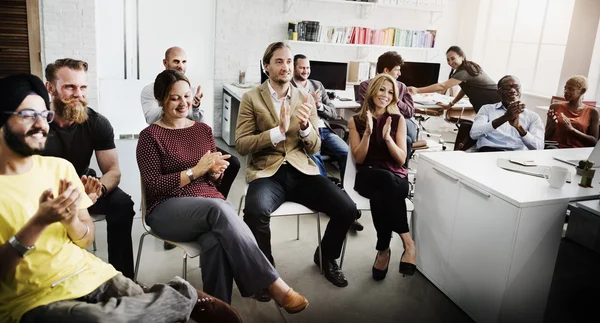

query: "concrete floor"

left=88, top=116, right=600, bottom=322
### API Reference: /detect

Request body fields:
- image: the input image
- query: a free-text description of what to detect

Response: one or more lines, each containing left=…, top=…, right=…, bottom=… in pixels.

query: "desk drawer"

left=223, top=94, right=232, bottom=119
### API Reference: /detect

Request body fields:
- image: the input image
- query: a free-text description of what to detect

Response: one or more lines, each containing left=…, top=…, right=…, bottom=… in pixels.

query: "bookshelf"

left=286, top=40, right=434, bottom=50
left=283, top=0, right=446, bottom=19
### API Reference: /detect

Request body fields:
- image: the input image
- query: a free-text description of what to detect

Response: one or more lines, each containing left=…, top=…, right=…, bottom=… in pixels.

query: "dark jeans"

left=354, top=167, right=409, bottom=251
left=89, top=187, right=135, bottom=279
left=310, top=127, right=349, bottom=180
left=216, top=147, right=240, bottom=198
left=243, top=164, right=357, bottom=264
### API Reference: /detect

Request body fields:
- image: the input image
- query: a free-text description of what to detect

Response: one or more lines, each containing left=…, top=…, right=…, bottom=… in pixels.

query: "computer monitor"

left=309, top=60, right=348, bottom=91
left=397, top=62, right=441, bottom=88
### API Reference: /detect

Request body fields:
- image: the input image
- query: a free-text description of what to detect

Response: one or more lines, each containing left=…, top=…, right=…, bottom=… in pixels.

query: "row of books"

left=288, top=23, right=436, bottom=48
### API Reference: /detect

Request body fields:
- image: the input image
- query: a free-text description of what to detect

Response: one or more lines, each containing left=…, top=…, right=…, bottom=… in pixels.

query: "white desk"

left=413, top=148, right=599, bottom=323
left=412, top=93, right=472, bottom=109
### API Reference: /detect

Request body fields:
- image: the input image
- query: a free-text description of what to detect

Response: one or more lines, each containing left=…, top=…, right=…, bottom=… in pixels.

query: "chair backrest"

left=550, top=96, right=597, bottom=107
left=353, top=84, right=361, bottom=102
left=343, top=144, right=358, bottom=191
left=139, top=178, right=151, bottom=232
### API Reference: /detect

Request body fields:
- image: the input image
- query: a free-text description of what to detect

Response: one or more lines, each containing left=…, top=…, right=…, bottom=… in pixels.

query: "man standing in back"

left=42, top=59, right=136, bottom=279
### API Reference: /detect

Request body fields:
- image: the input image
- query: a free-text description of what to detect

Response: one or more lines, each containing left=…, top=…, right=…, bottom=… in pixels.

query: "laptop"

left=554, top=141, right=600, bottom=168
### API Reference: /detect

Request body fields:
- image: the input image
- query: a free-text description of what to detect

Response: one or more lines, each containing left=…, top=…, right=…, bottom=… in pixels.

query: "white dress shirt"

left=470, top=102, right=544, bottom=150
left=267, top=81, right=311, bottom=145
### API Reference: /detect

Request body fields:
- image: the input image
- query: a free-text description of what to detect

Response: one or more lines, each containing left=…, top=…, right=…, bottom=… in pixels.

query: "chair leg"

left=316, top=212, right=323, bottom=274
left=92, top=238, right=97, bottom=252
left=133, top=232, right=150, bottom=282
left=296, top=215, right=300, bottom=240
left=237, top=194, right=245, bottom=217
left=339, top=234, right=348, bottom=269
left=183, top=253, right=188, bottom=280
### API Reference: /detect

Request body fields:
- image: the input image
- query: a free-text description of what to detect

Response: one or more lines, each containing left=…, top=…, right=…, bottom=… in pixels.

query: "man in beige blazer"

left=236, top=42, right=357, bottom=300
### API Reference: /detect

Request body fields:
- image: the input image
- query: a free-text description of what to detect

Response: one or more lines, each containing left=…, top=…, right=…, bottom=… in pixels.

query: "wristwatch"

left=8, top=235, right=35, bottom=257
left=186, top=168, right=195, bottom=182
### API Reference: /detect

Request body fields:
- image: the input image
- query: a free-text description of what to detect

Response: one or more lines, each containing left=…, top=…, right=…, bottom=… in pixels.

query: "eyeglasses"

left=2, top=110, right=55, bottom=124
left=499, top=84, right=521, bottom=91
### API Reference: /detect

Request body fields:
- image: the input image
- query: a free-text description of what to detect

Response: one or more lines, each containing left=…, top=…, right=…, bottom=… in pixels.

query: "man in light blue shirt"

left=470, top=75, right=544, bottom=151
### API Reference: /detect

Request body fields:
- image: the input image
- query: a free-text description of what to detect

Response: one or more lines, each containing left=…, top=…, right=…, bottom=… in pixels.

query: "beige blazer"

left=235, top=81, right=321, bottom=182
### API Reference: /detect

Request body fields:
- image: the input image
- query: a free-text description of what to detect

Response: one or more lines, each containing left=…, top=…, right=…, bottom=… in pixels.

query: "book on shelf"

left=288, top=23, right=436, bottom=48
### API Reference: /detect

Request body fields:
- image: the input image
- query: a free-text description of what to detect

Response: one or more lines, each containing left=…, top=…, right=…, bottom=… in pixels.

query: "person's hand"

left=505, top=101, right=523, bottom=123
left=365, top=110, right=373, bottom=136
left=33, top=180, right=81, bottom=226
left=382, top=116, right=393, bottom=141
left=407, top=86, right=418, bottom=95
left=209, top=154, right=231, bottom=176
left=195, top=151, right=221, bottom=176
left=193, top=86, right=203, bottom=107
left=296, top=96, right=311, bottom=130
left=436, top=102, right=452, bottom=110
left=561, top=112, right=574, bottom=131
left=279, top=100, right=292, bottom=135
left=311, top=90, right=321, bottom=108
left=547, top=108, right=559, bottom=124
left=81, top=175, right=102, bottom=204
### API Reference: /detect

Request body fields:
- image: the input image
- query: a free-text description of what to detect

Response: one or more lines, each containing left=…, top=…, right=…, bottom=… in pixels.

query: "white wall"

left=40, top=0, right=99, bottom=109
left=94, top=0, right=216, bottom=136
left=212, top=0, right=465, bottom=136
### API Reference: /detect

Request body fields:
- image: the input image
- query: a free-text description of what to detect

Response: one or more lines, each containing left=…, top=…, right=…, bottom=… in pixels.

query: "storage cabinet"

left=221, top=89, right=240, bottom=146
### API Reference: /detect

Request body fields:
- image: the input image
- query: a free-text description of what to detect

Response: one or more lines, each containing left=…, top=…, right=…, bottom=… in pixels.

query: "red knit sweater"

left=136, top=122, right=224, bottom=213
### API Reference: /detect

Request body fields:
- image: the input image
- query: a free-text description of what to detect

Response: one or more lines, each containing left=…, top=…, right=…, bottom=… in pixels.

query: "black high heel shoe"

left=399, top=251, right=416, bottom=277
left=372, top=249, right=391, bottom=281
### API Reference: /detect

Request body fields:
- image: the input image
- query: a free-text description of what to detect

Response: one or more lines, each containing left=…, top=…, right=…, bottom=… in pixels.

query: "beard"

left=54, top=95, right=89, bottom=124
left=3, top=123, right=47, bottom=157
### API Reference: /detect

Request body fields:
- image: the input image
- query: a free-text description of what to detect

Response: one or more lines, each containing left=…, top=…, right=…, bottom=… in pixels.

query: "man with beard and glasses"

left=236, top=42, right=357, bottom=299
left=0, top=73, right=242, bottom=323
left=42, top=58, right=136, bottom=279
left=470, top=75, right=544, bottom=151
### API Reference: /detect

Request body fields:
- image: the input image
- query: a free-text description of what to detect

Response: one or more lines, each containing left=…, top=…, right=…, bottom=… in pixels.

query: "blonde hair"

left=567, top=75, right=588, bottom=93
left=358, top=74, right=400, bottom=123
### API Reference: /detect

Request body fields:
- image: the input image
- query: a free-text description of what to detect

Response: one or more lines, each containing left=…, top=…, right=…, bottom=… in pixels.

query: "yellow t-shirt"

left=0, top=156, right=119, bottom=323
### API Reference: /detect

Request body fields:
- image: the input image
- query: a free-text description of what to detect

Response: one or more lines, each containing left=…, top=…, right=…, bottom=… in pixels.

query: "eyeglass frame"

left=2, top=110, right=55, bottom=124
left=499, top=84, right=521, bottom=91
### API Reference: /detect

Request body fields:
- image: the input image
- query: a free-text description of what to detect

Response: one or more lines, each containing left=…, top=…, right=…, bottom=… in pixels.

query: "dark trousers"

left=89, top=187, right=136, bottom=279
left=243, top=164, right=357, bottom=264
left=216, top=147, right=240, bottom=198
left=354, top=167, right=409, bottom=251
left=478, top=146, right=508, bottom=152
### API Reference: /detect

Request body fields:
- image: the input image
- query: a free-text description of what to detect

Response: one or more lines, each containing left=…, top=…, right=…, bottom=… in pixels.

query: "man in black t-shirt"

left=43, top=58, right=136, bottom=279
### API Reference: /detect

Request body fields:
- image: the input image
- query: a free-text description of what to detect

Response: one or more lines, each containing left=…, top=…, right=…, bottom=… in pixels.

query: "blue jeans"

left=309, top=127, right=349, bottom=180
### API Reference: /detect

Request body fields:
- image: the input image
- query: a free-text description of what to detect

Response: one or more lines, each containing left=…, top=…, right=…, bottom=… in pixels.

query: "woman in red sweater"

left=545, top=75, right=598, bottom=148
left=136, top=70, right=308, bottom=313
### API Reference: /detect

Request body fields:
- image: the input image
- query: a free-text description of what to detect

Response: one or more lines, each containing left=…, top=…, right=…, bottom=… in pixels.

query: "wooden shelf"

left=284, top=0, right=445, bottom=18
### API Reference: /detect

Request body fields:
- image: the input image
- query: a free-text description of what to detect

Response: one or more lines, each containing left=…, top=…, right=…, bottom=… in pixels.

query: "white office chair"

left=237, top=184, right=348, bottom=272
left=343, top=145, right=414, bottom=227
left=133, top=181, right=202, bottom=282
left=90, top=213, right=106, bottom=252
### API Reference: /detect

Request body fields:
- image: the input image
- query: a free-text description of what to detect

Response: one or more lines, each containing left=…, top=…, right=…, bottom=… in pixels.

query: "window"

left=480, top=0, right=575, bottom=97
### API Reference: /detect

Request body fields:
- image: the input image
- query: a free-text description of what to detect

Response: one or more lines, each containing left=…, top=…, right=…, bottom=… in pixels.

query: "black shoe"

left=372, top=249, right=391, bottom=281
left=313, top=248, right=348, bottom=287
left=252, top=288, right=272, bottom=302
left=399, top=251, right=416, bottom=277
left=163, top=241, right=176, bottom=250
left=356, top=210, right=362, bottom=220
left=350, top=220, right=364, bottom=232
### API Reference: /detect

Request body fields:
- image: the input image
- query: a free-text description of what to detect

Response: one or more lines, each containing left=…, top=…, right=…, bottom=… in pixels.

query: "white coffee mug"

left=543, top=166, right=571, bottom=189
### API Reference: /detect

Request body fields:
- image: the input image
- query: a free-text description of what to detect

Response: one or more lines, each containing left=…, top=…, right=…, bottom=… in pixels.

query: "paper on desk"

left=497, top=158, right=549, bottom=178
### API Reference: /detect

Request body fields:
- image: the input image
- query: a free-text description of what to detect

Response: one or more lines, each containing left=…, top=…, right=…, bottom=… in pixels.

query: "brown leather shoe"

left=190, top=290, right=243, bottom=323
left=277, top=288, right=309, bottom=314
